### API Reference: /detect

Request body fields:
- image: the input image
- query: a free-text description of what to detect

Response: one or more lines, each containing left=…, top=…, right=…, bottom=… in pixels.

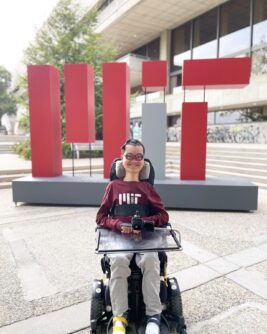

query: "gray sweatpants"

left=109, top=252, right=162, bottom=316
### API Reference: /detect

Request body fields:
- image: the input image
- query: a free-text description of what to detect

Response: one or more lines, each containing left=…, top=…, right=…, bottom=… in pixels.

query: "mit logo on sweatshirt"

left=118, top=193, right=142, bottom=205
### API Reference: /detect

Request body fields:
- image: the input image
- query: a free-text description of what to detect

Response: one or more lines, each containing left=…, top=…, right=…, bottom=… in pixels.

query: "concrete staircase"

left=0, top=135, right=27, bottom=154
left=166, top=143, right=267, bottom=189
left=0, top=165, right=104, bottom=190
left=1, top=142, right=267, bottom=190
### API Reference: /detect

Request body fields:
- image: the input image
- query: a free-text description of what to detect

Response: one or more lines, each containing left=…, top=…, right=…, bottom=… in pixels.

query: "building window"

left=147, top=38, right=160, bottom=59
left=219, top=0, right=251, bottom=57
left=171, top=22, right=191, bottom=71
left=133, top=38, right=160, bottom=59
left=208, top=106, right=267, bottom=125
left=193, top=8, right=218, bottom=59
left=170, top=73, right=182, bottom=92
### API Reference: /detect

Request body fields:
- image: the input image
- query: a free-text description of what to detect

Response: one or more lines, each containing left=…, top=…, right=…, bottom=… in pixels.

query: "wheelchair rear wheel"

left=90, top=297, right=106, bottom=334
left=166, top=277, right=187, bottom=334
left=169, top=278, right=183, bottom=317
left=90, top=279, right=107, bottom=334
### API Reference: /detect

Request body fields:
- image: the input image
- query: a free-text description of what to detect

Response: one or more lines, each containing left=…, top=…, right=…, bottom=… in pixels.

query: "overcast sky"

left=0, top=0, right=59, bottom=75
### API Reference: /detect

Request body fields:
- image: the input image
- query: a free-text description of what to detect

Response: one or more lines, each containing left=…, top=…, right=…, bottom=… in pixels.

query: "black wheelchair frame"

left=90, top=157, right=187, bottom=333
left=90, top=227, right=187, bottom=334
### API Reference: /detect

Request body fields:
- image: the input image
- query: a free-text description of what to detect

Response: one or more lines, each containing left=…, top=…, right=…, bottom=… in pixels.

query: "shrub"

left=12, top=140, right=31, bottom=160
left=12, top=140, right=103, bottom=160
left=62, top=141, right=72, bottom=158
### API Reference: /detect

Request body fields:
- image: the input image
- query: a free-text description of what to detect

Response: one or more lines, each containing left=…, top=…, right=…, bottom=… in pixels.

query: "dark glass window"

left=171, top=22, right=191, bottom=71
left=147, top=38, right=160, bottom=59
left=134, top=45, right=147, bottom=57
left=170, top=73, right=182, bottom=92
left=193, top=8, right=218, bottom=59
left=133, top=38, right=160, bottom=59
left=219, top=0, right=250, bottom=57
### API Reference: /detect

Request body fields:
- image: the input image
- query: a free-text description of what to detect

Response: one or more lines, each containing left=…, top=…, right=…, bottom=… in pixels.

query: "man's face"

left=122, top=144, right=144, bottom=175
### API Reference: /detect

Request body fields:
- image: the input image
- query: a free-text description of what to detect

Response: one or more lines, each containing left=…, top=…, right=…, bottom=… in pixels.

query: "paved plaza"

left=0, top=185, right=267, bottom=333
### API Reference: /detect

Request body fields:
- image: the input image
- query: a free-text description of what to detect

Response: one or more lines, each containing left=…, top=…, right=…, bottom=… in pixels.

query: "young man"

left=96, top=139, right=169, bottom=334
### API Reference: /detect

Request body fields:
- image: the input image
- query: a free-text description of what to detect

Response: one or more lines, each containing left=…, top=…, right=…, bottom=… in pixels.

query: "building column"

left=160, top=30, right=171, bottom=94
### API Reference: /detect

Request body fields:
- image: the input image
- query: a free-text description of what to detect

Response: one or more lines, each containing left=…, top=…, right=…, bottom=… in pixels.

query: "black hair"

left=121, top=139, right=145, bottom=154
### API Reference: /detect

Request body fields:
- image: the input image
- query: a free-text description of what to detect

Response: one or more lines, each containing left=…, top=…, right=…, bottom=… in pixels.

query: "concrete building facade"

left=90, top=0, right=267, bottom=143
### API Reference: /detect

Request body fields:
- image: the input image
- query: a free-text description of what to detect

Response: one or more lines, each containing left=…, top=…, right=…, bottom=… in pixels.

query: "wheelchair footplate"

left=95, top=225, right=182, bottom=254
left=106, top=321, right=172, bottom=333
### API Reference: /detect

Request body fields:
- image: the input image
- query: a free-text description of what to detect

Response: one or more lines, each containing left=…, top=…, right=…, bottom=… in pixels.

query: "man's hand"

left=121, top=224, right=141, bottom=235
left=121, top=225, right=132, bottom=234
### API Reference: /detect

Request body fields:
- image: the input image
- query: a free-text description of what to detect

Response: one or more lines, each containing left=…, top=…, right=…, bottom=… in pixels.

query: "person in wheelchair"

left=96, top=139, right=169, bottom=334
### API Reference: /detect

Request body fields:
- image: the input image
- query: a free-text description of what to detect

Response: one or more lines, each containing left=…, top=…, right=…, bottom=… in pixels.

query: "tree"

left=19, top=0, right=116, bottom=138
left=0, top=66, right=17, bottom=128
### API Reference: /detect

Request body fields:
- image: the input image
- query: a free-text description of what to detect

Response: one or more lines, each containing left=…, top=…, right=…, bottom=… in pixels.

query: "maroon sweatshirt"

left=96, top=179, right=169, bottom=232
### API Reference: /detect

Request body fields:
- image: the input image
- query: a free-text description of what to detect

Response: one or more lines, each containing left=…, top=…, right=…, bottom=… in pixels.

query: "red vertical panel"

left=180, top=102, right=208, bottom=180
left=64, top=64, right=95, bottom=143
left=27, top=65, right=62, bottom=177
left=142, top=60, right=167, bottom=92
left=103, top=63, right=130, bottom=178
left=182, top=57, right=251, bottom=89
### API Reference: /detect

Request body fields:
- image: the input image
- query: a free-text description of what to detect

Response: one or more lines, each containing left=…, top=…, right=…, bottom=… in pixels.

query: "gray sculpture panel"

left=142, top=103, right=166, bottom=179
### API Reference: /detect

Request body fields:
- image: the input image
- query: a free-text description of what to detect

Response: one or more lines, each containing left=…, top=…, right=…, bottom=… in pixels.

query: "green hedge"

left=12, top=140, right=31, bottom=160
left=12, top=141, right=103, bottom=160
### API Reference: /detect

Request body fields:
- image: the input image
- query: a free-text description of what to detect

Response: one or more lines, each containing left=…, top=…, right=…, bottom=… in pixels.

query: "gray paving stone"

left=227, top=268, right=267, bottom=299
left=173, top=264, right=220, bottom=292
left=205, top=257, right=239, bottom=275
left=258, top=242, right=267, bottom=253
left=0, top=234, right=33, bottom=327
left=189, top=302, right=267, bottom=334
left=11, top=212, right=102, bottom=292
left=224, top=247, right=267, bottom=267
left=3, top=230, right=58, bottom=301
left=180, top=239, right=217, bottom=263
left=167, top=250, right=198, bottom=275
left=182, top=277, right=265, bottom=327
left=247, top=260, right=267, bottom=279
left=0, top=301, right=90, bottom=334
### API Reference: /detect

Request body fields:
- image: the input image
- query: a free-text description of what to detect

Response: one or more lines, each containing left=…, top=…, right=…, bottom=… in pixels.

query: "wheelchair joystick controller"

left=131, top=211, right=143, bottom=230
left=131, top=211, right=155, bottom=231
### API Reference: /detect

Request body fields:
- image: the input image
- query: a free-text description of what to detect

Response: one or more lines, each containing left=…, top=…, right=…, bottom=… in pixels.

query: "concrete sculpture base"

left=12, top=175, right=258, bottom=211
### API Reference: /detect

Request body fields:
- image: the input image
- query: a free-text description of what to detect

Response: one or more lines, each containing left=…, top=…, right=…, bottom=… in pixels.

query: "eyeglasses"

left=124, top=153, right=144, bottom=161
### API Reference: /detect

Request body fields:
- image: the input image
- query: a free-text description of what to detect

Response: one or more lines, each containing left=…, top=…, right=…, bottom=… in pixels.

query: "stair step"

left=207, top=160, right=267, bottom=171
left=0, top=164, right=104, bottom=175
left=166, top=156, right=267, bottom=166
left=0, top=174, right=29, bottom=182
left=166, top=170, right=267, bottom=188
left=166, top=163, right=267, bottom=178
left=166, top=148, right=267, bottom=156
left=206, top=169, right=267, bottom=184
left=0, top=182, right=11, bottom=189
left=206, top=155, right=267, bottom=163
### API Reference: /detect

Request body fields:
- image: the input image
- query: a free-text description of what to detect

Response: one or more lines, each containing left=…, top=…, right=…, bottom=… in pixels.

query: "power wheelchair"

left=90, top=158, right=187, bottom=334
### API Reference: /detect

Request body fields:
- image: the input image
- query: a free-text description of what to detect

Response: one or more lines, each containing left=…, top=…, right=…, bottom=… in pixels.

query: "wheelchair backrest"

left=109, top=158, right=155, bottom=185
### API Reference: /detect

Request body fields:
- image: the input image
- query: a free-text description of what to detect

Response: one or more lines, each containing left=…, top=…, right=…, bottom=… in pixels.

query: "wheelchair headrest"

left=109, top=158, right=155, bottom=185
